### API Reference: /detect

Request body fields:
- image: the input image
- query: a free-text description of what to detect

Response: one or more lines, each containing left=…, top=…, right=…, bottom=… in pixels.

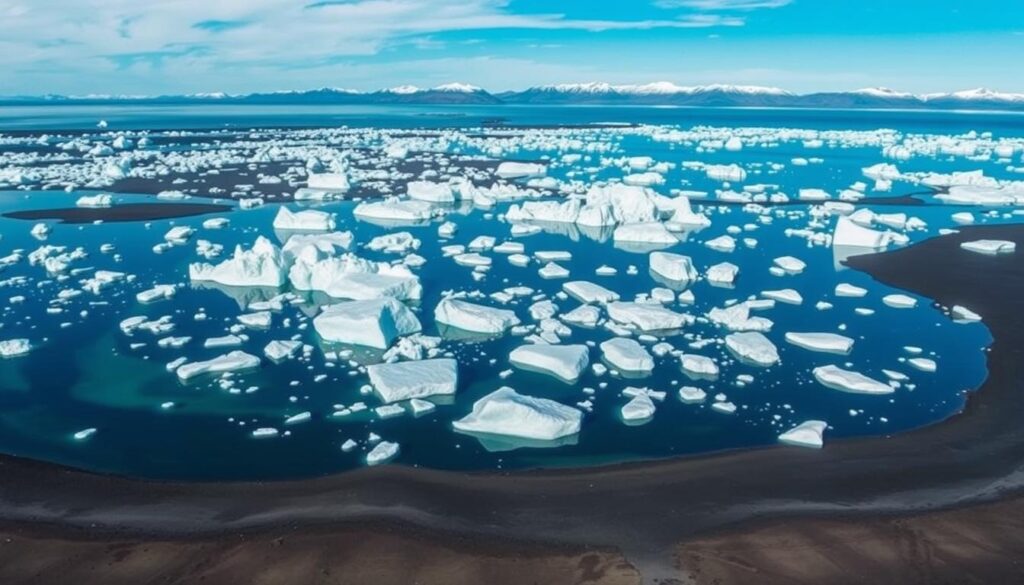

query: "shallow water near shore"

left=0, top=105, right=1013, bottom=480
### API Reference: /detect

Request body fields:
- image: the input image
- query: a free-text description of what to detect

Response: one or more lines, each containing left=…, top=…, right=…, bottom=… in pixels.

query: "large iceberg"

left=272, top=207, right=336, bottom=231
left=367, top=358, right=458, bottom=403
left=649, top=251, right=698, bottom=284
left=813, top=365, right=893, bottom=394
left=314, top=298, right=422, bottom=349
left=452, top=387, right=582, bottom=441
left=601, top=338, right=654, bottom=373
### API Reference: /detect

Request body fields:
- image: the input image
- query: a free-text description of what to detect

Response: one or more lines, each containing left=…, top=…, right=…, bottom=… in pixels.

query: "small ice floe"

left=409, top=398, right=436, bottom=416
left=272, top=207, right=336, bottom=231
left=607, top=302, right=690, bottom=331
left=307, top=172, right=351, bottom=193
left=434, top=298, right=520, bottom=334
left=620, top=393, right=656, bottom=422
left=366, top=358, right=458, bottom=403
left=31, top=222, right=52, bottom=239
left=678, top=386, right=707, bottom=403
left=252, top=427, right=279, bottom=439
left=238, top=311, right=272, bottom=329
left=407, top=181, right=456, bottom=203
left=509, top=344, right=590, bottom=383
left=680, top=354, right=719, bottom=377
left=164, top=226, right=194, bottom=244
left=778, top=420, right=827, bottom=448
left=189, top=236, right=287, bottom=287
left=366, top=441, right=400, bottom=465
left=496, top=162, right=546, bottom=179
left=706, top=262, right=739, bottom=286
left=452, top=387, right=581, bottom=441
left=538, top=262, right=570, bottom=279
left=0, top=338, right=32, bottom=358
left=313, top=298, right=422, bottom=349
left=908, top=357, right=937, bottom=372
left=784, top=332, right=854, bottom=354
left=176, top=351, right=260, bottom=381
left=773, top=256, right=806, bottom=274
left=73, top=428, right=98, bottom=441
left=649, top=251, right=698, bottom=284
left=600, top=338, right=655, bottom=374
left=882, top=294, right=917, bottom=309
left=835, top=283, right=868, bottom=297
left=136, top=284, right=176, bottom=303
left=264, top=340, right=302, bottom=362
left=960, top=239, right=1016, bottom=255
left=705, top=235, right=736, bottom=253
left=76, top=193, right=113, bottom=208
left=711, top=401, right=737, bottom=414
left=813, top=365, right=893, bottom=394
left=951, top=305, right=982, bottom=322
left=562, top=281, right=620, bottom=304
left=285, top=412, right=312, bottom=425
left=832, top=216, right=901, bottom=249
left=724, top=332, right=779, bottom=367
left=762, top=289, right=802, bottom=305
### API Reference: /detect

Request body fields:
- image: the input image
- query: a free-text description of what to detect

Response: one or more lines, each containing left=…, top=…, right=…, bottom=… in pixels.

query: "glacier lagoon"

left=0, top=105, right=1013, bottom=480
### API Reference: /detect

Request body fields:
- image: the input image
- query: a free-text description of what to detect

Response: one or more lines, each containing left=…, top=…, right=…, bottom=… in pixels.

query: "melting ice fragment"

left=367, top=358, right=458, bottom=403
left=452, top=387, right=582, bottom=441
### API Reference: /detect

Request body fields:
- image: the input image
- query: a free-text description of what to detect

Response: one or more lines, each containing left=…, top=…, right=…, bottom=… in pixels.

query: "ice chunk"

left=189, top=236, right=286, bottom=288
left=813, top=365, right=893, bottom=394
left=724, top=332, right=779, bottom=366
left=601, top=338, right=655, bottom=374
left=612, top=222, right=677, bottom=245
left=784, top=332, right=854, bottom=354
left=307, top=172, right=350, bottom=192
left=621, top=393, right=656, bottom=422
left=607, top=302, right=689, bottom=331
left=762, top=289, right=802, bottom=305
left=509, top=344, right=589, bottom=382
left=706, top=262, right=739, bottom=286
left=0, top=338, right=32, bottom=358
left=680, top=354, right=719, bottom=377
left=909, top=357, right=937, bottom=372
left=951, top=305, right=982, bottom=322
left=354, top=198, right=435, bottom=223
left=435, top=298, right=520, bottom=334
left=833, top=216, right=898, bottom=249
left=76, top=193, right=113, bottom=207
left=835, top=283, right=867, bottom=297
left=778, top=420, right=827, bottom=448
left=272, top=207, right=336, bottom=231
left=407, top=181, right=456, bottom=203
left=264, top=340, right=302, bottom=362
left=649, top=251, right=698, bottom=284
left=562, top=281, right=620, bottom=304
left=367, top=358, right=458, bottom=403
left=366, top=441, right=400, bottom=465
left=960, top=239, right=1016, bottom=255
left=136, top=284, right=176, bottom=303
left=452, top=387, right=582, bottom=441
left=314, top=298, right=422, bottom=349
left=706, top=164, right=746, bottom=182
left=176, top=351, right=260, bottom=381
left=882, top=294, right=917, bottom=309
left=496, top=162, right=546, bottom=179
left=678, top=386, right=707, bottom=403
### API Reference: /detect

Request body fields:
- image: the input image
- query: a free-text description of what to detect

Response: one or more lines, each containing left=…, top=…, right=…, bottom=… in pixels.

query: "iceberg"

left=784, top=332, right=854, bottom=354
left=813, top=365, right=893, bottom=394
left=272, top=207, right=336, bottom=231
left=434, top=298, right=520, bottom=334
left=189, top=236, right=287, bottom=288
left=725, top=332, right=780, bottom=366
left=496, top=162, right=546, bottom=179
left=649, top=251, right=698, bottom=284
left=366, top=441, right=400, bottom=465
left=176, top=351, right=260, bottom=381
left=367, top=358, right=458, bottom=403
left=960, top=239, right=1016, bottom=255
left=264, top=339, right=302, bottom=362
left=832, top=216, right=898, bottom=249
left=607, top=302, right=689, bottom=331
left=601, top=338, right=655, bottom=373
left=509, top=344, right=590, bottom=382
left=621, top=393, right=657, bottom=422
left=306, top=172, right=350, bottom=193
left=612, top=222, right=677, bottom=245
left=0, top=338, right=32, bottom=358
left=778, top=420, right=827, bottom=448
left=407, top=181, right=456, bottom=203
left=679, top=353, right=719, bottom=377
left=452, top=387, right=582, bottom=441
left=314, top=298, right=422, bottom=349
left=354, top=198, right=435, bottom=224
left=562, top=280, right=620, bottom=304
left=76, top=193, right=113, bottom=207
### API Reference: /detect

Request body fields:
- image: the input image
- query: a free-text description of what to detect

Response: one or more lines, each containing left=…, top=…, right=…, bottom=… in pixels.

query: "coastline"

left=2, top=223, right=1024, bottom=582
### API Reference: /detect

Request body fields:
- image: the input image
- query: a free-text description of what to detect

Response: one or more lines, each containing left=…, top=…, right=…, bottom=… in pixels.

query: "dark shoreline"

left=2, top=223, right=1024, bottom=583
left=3, top=202, right=232, bottom=224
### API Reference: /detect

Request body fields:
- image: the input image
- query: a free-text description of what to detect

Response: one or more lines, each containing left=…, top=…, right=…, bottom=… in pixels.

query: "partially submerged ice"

left=452, top=387, right=582, bottom=441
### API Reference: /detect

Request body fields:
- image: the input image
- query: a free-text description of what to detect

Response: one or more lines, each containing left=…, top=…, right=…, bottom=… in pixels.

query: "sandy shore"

left=1, top=223, right=1023, bottom=583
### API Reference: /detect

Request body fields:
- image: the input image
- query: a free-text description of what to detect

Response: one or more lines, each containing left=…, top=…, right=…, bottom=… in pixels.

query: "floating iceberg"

left=190, top=236, right=287, bottom=288
left=725, top=332, right=779, bottom=366
left=813, top=365, right=893, bottom=394
left=314, top=298, right=422, bottom=349
left=0, top=338, right=32, bottom=358
left=649, top=251, right=698, bottom=284
left=607, top=302, right=689, bottom=331
left=778, top=420, right=827, bottom=448
left=367, top=358, right=458, bottom=403
left=272, top=207, right=336, bottom=231
left=509, top=344, right=589, bottom=382
left=434, top=298, right=520, bottom=334
left=176, top=351, right=260, bottom=381
left=784, top=332, right=854, bottom=354
left=452, top=387, right=582, bottom=441
left=601, top=338, right=655, bottom=373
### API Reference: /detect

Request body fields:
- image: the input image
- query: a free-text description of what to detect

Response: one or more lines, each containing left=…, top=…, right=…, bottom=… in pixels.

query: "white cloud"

left=0, top=0, right=745, bottom=94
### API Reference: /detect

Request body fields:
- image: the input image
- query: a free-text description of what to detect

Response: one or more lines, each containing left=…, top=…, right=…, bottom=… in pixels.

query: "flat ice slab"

left=960, top=239, right=1016, bottom=255
left=778, top=420, right=827, bottom=448
left=452, top=386, right=582, bottom=441
left=562, top=281, right=620, bottom=304
left=607, top=302, right=689, bottom=331
left=813, top=365, right=893, bottom=394
left=600, top=338, right=655, bottom=373
left=367, top=358, right=458, bottom=403
left=366, top=441, right=400, bottom=465
left=434, top=298, right=520, bottom=334
left=314, top=298, right=422, bottom=349
left=176, top=351, right=260, bottom=381
left=784, top=332, right=854, bottom=354
left=273, top=207, right=336, bottom=231
left=509, top=344, right=589, bottom=382
left=725, top=332, right=780, bottom=366
left=649, top=251, right=698, bottom=284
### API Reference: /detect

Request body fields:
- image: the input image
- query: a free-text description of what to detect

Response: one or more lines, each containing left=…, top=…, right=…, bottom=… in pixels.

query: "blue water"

left=0, top=105, right=1009, bottom=480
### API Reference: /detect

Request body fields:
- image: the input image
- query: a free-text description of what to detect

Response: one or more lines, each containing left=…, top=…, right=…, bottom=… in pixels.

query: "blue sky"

left=0, top=0, right=1021, bottom=95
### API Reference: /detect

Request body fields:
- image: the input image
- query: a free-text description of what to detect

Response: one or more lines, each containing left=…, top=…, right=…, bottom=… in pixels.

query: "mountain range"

left=4, top=82, right=1024, bottom=111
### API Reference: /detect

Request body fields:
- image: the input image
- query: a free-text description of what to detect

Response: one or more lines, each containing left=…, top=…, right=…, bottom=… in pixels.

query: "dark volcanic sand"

left=1, top=224, right=1024, bottom=583
left=4, top=202, right=232, bottom=224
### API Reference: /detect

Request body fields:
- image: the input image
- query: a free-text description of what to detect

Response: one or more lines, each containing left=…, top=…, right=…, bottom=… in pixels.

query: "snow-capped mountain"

left=3, top=83, right=1022, bottom=110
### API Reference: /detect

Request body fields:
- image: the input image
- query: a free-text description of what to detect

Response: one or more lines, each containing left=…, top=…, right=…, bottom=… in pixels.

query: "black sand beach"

left=4, top=202, right=232, bottom=224
left=1, top=223, right=1023, bottom=583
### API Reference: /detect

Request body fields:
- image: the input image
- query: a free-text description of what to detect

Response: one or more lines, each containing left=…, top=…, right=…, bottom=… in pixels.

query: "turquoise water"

left=0, top=105, right=1008, bottom=479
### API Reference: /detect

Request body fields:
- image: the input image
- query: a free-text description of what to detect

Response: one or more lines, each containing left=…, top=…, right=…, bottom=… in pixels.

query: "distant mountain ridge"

left=4, top=82, right=1023, bottom=111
